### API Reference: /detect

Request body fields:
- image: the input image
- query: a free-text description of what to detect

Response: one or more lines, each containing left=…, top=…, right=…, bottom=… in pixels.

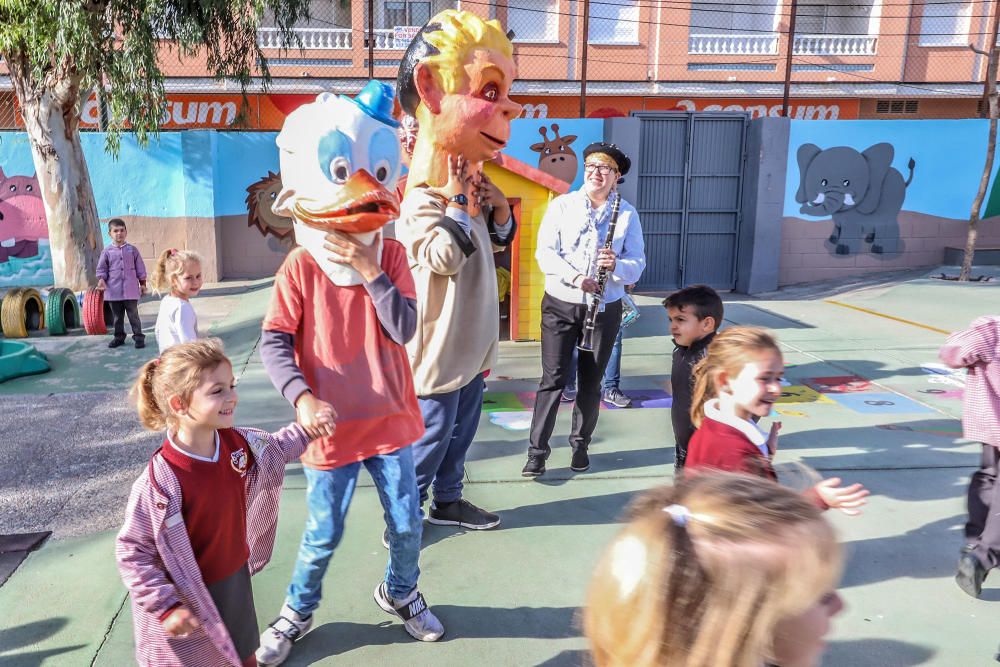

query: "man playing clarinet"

left=521, top=142, right=646, bottom=477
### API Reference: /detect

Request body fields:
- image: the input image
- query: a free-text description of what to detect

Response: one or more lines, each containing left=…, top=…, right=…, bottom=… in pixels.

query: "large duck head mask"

left=274, top=81, right=402, bottom=286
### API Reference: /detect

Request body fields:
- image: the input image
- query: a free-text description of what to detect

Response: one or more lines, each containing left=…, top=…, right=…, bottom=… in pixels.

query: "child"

left=96, top=218, right=147, bottom=349
left=664, top=285, right=724, bottom=477
left=585, top=472, right=844, bottom=667
left=115, top=339, right=334, bottom=667
left=151, top=249, right=203, bottom=354
left=939, top=315, right=1000, bottom=598
left=687, top=326, right=869, bottom=514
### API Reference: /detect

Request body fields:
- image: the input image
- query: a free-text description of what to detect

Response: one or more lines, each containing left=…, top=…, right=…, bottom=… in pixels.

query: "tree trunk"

left=963, top=36, right=1000, bottom=280
left=8, top=57, right=102, bottom=291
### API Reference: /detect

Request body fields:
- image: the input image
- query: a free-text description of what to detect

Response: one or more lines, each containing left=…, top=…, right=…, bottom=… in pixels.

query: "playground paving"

left=1, top=266, right=998, bottom=666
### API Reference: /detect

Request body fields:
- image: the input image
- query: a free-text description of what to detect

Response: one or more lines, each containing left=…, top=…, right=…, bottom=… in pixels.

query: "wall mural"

left=0, top=167, right=52, bottom=287
left=794, top=143, right=915, bottom=256
left=245, top=170, right=295, bottom=251
left=780, top=120, right=1000, bottom=286
left=529, top=124, right=578, bottom=185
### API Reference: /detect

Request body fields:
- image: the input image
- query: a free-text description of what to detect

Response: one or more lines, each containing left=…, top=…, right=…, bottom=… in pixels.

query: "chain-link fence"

left=1, top=0, right=998, bottom=129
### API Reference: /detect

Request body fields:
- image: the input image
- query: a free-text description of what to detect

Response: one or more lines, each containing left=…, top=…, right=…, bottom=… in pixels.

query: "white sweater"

left=155, top=295, right=199, bottom=354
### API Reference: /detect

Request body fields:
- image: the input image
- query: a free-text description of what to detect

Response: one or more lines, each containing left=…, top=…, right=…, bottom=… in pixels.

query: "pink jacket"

left=939, top=316, right=1000, bottom=448
left=115, top=424, right=308, bottom=667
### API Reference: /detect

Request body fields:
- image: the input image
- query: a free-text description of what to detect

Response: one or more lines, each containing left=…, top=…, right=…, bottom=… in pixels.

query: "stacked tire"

left=83, top=287, right=114, bottom=335
left=45, top=287, right=81, bottom=335
left=1, top=287, right=45, bottom=338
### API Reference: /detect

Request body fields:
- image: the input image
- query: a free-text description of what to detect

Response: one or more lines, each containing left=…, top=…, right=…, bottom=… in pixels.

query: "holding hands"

left=295, top=392, right=337, bottom=440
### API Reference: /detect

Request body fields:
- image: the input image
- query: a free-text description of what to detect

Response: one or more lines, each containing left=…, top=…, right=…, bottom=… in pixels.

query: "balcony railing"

left=368, top=29, right=395, bottom=49
left=688, top=33, right=779, bottom=55
left=258, top=27, right=352, bottom=50
left=794, top=34, right=877, bottom=56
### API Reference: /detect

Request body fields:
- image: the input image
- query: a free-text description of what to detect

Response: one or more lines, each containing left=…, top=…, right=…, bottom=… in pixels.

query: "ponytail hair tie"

left=168, top=248, right=178, bottom=257
left=152, top=358, right=161, bottom=367
left=663, top=504, right=691, bottom=527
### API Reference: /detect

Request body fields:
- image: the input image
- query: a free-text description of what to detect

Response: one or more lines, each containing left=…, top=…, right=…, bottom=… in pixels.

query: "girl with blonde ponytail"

left=151, top=248, right=204, bottom=353
left=585, top=473, right=845, bottom=667
left=116, top=339, right=333, bottom=667
left=686, top=326, right=868, bottom=514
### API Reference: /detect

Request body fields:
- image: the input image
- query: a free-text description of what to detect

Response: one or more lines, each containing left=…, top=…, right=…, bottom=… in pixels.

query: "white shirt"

left=155, top=294, right=199, bottom=354
left=704, top=399, right=769, bottom=456
left=535, top=189, right=646, bottom=305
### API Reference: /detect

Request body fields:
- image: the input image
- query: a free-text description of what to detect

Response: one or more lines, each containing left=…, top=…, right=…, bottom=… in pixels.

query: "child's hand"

left=813, top=478, right=869, bottom=516
left=140, top=284, right=148, bottom=296
left=295, top=392, right=337, bottom=440
left=766, top=421, right=782, bottom=457
left=97, top=279, right=107, bottom=291
left=161, top=605, right=201, bottom=637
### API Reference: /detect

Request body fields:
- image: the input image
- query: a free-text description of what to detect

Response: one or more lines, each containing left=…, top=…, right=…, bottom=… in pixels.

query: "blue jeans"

left=286, top=448, right=422, bottom=613
left=566, top=326, right=624, bottom=392
left=411, top=374, right=485, bottom=506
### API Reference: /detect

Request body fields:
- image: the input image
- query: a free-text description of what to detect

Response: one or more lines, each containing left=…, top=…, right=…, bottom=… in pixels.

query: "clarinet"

left=578, top=192, right=622, bottom=352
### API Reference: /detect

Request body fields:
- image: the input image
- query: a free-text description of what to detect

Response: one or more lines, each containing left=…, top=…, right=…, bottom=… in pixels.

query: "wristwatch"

left=449, top=193, right=469, bottom=206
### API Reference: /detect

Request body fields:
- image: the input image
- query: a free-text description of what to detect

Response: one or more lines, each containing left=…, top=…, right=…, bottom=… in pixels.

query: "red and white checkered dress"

left=116, top=424, right=308, bottom=667
left=939, top=315, right=1000, bottom=448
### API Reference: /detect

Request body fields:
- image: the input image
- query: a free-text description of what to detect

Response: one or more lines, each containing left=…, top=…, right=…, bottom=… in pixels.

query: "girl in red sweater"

left=686, top=326, right=868, bottom=514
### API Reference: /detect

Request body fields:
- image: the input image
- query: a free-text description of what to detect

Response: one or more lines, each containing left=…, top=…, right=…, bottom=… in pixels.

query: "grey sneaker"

left=256, top=604, right=313, bottom=666
left=560, top=387, right=577, bottom=402
left=602, top=387, right=632, bottom=408
left=373, top=581, right=444, bottom=641
left=427, top=499, right=500, bottom=529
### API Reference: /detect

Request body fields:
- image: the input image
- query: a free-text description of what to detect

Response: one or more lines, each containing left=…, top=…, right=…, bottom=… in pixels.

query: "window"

left=875, top=99, right=919, bottom=114
left=690, top=0, right=779, bottom=36
left=796, top=2, right=871, bottom=35
left=506, top=0, right=559, bottom=42
left=381, top=1, right=431, bottom=29
left=589, top=0, right=638, bottom=44
left=919, top=2, right=972, bottom=46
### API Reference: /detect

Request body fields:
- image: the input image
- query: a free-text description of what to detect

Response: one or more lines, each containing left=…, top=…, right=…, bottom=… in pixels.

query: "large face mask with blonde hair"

left=274, top=82, right=403, bottom=286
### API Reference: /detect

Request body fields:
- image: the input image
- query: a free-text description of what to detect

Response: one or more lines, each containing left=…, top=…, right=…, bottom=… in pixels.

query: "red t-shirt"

left=263, top=242, right=425, bottom=470
left=161, top=429, right=252, bottom=585
left=686, top=417, right=777, bottom=480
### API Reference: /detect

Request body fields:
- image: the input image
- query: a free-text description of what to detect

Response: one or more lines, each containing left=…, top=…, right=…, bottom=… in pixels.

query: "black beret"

left=582, top=141, right=631, bottom=177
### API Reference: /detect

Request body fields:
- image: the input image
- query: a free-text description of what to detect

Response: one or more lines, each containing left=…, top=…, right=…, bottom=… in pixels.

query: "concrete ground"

left=0, top=266, right=998, bottom=666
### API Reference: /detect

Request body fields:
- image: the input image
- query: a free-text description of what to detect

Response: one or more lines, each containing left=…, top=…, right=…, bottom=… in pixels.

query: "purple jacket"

left=97, top=242, right=147, bottom=301
left=115, top=424, right=308, bottom=667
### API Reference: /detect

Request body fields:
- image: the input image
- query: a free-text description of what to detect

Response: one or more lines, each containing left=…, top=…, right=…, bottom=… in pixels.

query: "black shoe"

left=602, top=387, right=632, bottom=408
left=956, top=552, right=988, bottom=598
left=571, top=449, right=590, bottom=472
left=428, top=499, right=500, bottom=529
left=108, top=339, right=125, bottom=348
left=521, top=455, right=546, bottom=477
left=134, top=339, right=146, bottom=349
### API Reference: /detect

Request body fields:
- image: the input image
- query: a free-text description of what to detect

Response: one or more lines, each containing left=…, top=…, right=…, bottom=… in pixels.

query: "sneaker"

left=956, top=552, right=988, bottom=598
left=108, top=339, right=125, bottom=349
left=427, top=499, right=500, bottom=530
left=382, top=527, right=390, bottom=549
left=571, top=449, right=590, bottom=472
left=560, top=387, right=577, bottom=402
left=373, top=581, right=444, bottom=642
left=256, top=604, right=314, bottom=666
left=521, top=455, right=546, bottom=477
left=602, top=387, right=632, bottom=408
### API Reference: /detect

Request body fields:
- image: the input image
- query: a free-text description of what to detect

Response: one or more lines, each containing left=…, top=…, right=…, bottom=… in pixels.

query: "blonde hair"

left=421, top=11, right=512, bottom=98
left=690, top=326, right=782, bottom=428
left=150, top=248, right=203, bottom=295
left=584, top=473, right=841, bottom=667
left=131, top=338, right=230, bottom=431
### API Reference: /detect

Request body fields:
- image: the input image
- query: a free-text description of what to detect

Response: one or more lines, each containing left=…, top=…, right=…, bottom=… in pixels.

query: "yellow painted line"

left=823, top=300, right=950, bottom=335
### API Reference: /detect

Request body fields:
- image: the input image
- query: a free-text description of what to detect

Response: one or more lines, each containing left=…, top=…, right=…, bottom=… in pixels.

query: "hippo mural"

left=0, top=168, right=47, bottom=263
left=794, top=142, right=915, bottom=256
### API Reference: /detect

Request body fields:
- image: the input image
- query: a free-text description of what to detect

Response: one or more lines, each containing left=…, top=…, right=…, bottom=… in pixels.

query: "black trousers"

left=967, top=444, right=1000, bottom=570
left=528, top=293, right=623, bottom=458
left=109, top=299, right=144, bottom=343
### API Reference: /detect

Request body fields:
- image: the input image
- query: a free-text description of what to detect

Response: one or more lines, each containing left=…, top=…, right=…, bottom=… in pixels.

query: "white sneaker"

left=373, top=581, right=444, bottom=642
left=256, top=604, right=314, bottom=666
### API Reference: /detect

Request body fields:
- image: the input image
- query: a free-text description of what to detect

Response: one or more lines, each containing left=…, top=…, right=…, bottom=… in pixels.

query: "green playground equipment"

left=0, top=339, right=50, bottom=382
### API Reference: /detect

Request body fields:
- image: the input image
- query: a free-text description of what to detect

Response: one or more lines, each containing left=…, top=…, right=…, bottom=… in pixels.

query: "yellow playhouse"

left=484, top=153, right=570, bottom=342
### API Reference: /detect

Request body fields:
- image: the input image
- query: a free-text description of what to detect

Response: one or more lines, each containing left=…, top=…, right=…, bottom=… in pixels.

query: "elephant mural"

left=795, top=142, right=915, bottom=256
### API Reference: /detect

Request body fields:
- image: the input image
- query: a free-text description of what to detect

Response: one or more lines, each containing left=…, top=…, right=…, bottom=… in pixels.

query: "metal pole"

left=368, top=0, right=375, bottom=80
left=580, top=0, right=590, bottom=118
left=780, top=0, right=799, bottom=117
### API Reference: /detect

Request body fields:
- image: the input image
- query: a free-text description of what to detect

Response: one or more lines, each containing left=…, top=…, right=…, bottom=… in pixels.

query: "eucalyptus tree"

left=0, top=1, right=308, bottom=290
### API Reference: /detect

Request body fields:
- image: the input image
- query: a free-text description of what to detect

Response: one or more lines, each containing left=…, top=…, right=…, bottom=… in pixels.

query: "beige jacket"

left=395, top=187, right=500, bottom=396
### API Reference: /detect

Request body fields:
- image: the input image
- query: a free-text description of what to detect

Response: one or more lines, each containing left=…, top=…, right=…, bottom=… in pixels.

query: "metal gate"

left=632, top=112, right=747, bottom=291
